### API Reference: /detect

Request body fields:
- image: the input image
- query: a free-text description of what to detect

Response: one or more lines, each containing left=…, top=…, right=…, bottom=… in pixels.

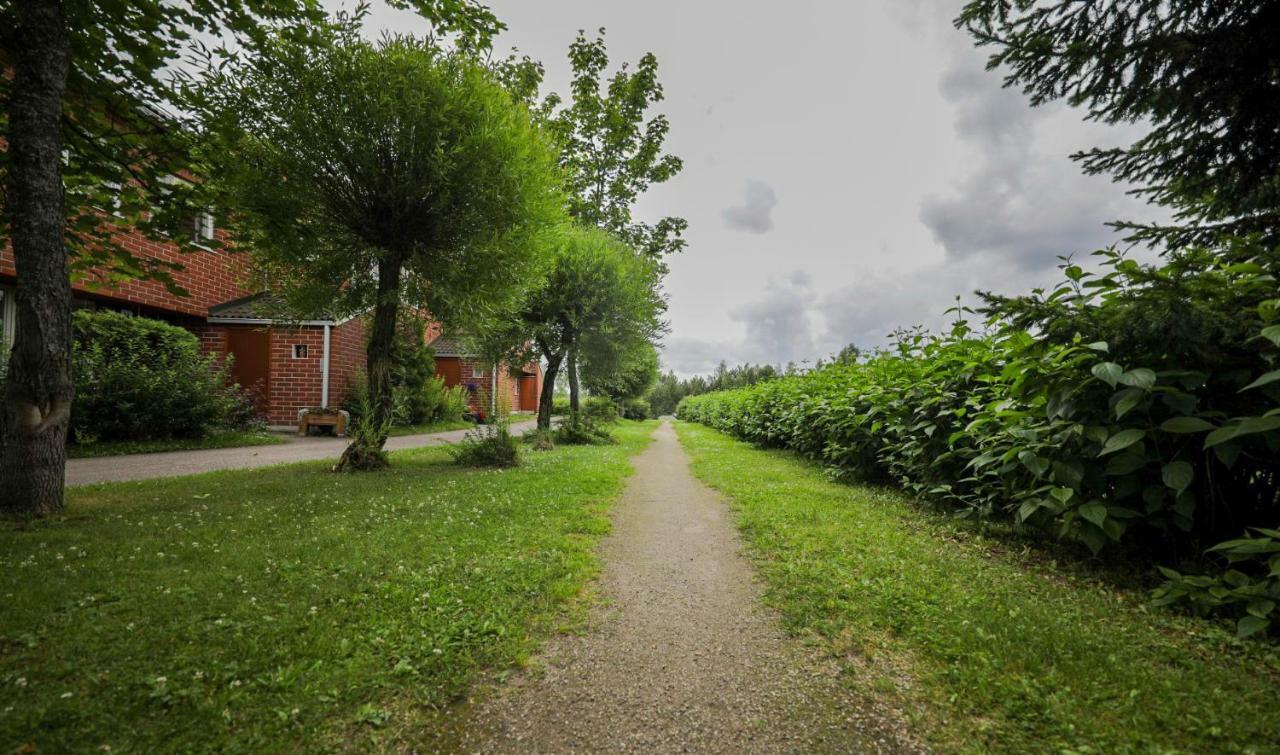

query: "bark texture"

left=537, top=350, right=562, bottom=430
left=0, top=0, right=73, bottom=516
left=336, top=253, right=402, bottom=471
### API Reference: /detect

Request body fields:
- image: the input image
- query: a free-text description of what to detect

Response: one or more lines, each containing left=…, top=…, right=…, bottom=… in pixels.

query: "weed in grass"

left=450, top=421, right=522, bottom=467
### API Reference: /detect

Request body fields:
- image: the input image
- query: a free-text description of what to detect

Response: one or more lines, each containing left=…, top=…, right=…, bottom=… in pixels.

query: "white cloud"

left=721, top=180, right=778, bottom=234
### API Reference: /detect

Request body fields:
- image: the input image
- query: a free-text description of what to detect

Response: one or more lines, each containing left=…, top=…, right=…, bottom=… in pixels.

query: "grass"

left=66, top=430, right=285, bottom=459
left=386, top=419, right=476, bottom=437
left=0, top=421, right=657, bottom=752
left=674, top=421, right=1280, bottom=754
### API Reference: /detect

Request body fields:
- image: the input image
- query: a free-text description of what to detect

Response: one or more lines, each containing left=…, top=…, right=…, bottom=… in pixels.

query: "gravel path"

left=65, top=419, right=537, bottom=486
left=461, top=421, right=919, bottom=754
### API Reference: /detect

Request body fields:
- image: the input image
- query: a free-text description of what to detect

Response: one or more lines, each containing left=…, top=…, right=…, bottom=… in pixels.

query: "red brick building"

left=427, top=334, right=541, bottom=416
left=1, top=220, right=541, bottom=427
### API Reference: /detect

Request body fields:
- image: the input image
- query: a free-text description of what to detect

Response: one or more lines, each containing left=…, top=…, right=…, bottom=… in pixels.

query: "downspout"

left=490, top=361, right=498, bottom=418
left=320, top=324, right=331, bottom=408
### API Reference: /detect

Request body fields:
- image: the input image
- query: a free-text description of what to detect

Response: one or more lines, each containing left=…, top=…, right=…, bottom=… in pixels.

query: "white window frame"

left=471, top=363, right=489, bottom=379
left=0, top=285, right=15, bottom=352
left=194, top=209, right=216, bottom=243
left=292, top=344, right=309, bottom=360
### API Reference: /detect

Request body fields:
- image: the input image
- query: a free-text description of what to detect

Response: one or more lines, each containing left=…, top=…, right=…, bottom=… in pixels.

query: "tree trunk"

left=0, top=0, right=73, bottom=517
left=537, top=352, right=562, bottom=430
left=568, top=347, right=580, bottom=414
left=337, top=252, right=402, bottom=471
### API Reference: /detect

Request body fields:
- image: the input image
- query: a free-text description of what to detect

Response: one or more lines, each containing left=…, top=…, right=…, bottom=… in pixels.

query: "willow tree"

left=200, top=23, right=564, bottom=468
left=487, top=227, right=665, bottom=429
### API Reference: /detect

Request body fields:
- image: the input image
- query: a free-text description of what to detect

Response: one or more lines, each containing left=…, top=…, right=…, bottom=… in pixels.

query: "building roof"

left=208, top=292, right=342, bottom=325
left=427, top=334, right=466, bottom=357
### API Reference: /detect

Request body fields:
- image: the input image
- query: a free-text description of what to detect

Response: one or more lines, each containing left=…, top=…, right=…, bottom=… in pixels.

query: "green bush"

left=679, top=247, right=1280, bottom=637
left=551, top=397, right=570, bottom=416
left=583, top=395, right=619, bottom=424
left=343, top=319, right=467, bottom=428
left=619, top=397, right=650, bottom=420
left=524, top=428, right=555, bottom=451
left=449, top=420, right=521, bottom=467
left=70, top=310, right=258, bottom=443
left=554, top=413, right=616, bottom=446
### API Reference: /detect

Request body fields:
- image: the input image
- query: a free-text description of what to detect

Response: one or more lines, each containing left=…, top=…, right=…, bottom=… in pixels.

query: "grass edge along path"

left=66, top=430, right=286, bottom=459
left=674, top=421, right=1280, bottom=754
left=0, top=421, right=656, bottom=753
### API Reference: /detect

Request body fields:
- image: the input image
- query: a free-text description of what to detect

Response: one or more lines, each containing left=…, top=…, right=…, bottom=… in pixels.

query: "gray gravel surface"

left=64, top=419, right=537, bottom=486
left=459, top=421, right=921, bottom=754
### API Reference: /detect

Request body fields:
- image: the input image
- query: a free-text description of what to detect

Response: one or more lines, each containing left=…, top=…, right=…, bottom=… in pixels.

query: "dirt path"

left=65, top=420, right=537, bottom=486
left=461, top=421, right=917, bottom=753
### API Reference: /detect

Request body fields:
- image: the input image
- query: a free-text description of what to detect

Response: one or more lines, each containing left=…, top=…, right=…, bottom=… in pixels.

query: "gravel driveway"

left=461, top=420, right=920, bottom=753
left=65, top=419, right=536, bottom=486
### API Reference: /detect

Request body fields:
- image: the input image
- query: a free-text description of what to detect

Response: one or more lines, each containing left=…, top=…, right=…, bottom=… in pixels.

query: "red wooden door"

left=226, top=327, right=271, bottom=415
left=436, top=357, right=463, bottom=388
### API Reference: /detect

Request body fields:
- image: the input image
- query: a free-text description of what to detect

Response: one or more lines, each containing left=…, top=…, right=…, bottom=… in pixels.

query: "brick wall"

left=328, top=318, right=367, bottom=414
left=1, top=225, right=251, bottom=317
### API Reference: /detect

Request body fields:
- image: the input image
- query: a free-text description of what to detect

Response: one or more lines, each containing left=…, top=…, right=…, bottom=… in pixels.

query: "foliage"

left=552, top=397, right=571, bottom=416
left=554, top=413, right=617, bottom=446
left=335, top=393, right=393, bottom=471
left=344, top=320, right=467, bottom=428
left=524, top=428, right=556, bottom=451
left=0, top=423, right=655, bottom=751
left=69, top=310, right=258, bottom=444
left=619, top=398, right=651, bottom=421
left=483, top=226, right=665, bottom=430
left=676, top=421, right=1280, bottom=752
left=199, top=19, right=564, bottom=465
left=546, top=29, right=686, bottom=264
left=646, top=361, right=783, bottom=417
left=449, top=420, right=521, bottom=468
left=958, top=0, right=1280, bottom=249
left=583, top=396, right=620, bottom=425
left=679, top=247, right=1280, bottom=635
left=583, top=340, right=659, bottom=401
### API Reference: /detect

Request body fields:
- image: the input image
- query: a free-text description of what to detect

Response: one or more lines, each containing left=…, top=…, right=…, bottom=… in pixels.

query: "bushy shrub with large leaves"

left=70, top=310, right=259, bottom=443
left=679, top=246, right=1280, bottom=636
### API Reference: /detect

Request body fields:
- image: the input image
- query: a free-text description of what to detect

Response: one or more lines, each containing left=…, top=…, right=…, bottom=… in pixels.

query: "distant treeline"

left=647, top=346, right=860, bottom=416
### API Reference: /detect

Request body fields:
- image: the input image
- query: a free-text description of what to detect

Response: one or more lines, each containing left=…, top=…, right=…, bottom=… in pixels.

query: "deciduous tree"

left=198, top=21, right=564, bottom=469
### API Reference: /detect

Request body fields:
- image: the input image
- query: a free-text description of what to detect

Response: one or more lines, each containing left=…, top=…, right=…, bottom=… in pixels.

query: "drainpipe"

left=490, top=361, right=498, bottom=418
left=320, top=324, right=331, bottom=408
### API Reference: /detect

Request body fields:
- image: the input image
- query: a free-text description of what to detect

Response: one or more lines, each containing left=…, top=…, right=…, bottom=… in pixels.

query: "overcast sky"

left=350, top=0, right=1156, bottom=376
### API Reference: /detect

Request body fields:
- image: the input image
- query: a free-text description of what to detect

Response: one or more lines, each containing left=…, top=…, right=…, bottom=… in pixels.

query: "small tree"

left=549, top=29, right=687, bottom=264
left=200, top=23, right=564, bottom=468
left=488, top=227, right=665, bottom=430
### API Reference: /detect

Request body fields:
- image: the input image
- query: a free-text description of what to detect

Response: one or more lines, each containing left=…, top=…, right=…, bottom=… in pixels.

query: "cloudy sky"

left=354, top=0, right=1156, bottom=376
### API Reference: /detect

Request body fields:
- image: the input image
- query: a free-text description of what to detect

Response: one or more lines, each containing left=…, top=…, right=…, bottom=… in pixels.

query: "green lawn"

left=386, top=419, right=476, bottom=437
left=675, top=421, right=1280, bottom=754
left=66, top=430, right=286, bottom=459
left=1, top=421, right=656, bottom=752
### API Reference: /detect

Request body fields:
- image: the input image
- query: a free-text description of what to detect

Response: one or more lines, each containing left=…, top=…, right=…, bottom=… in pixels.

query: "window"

left=193, top=209, right=215, bottom=243
left=292, top=344, right=309, bottom=359
left=0, top=286, right=14, bottom=354
left=471, top=363, right=489, bottom=378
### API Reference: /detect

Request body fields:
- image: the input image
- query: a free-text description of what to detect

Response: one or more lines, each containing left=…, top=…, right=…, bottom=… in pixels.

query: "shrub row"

left=678, top=248, right=1280, bottom=637
left=71, top=310, right=259, bottom=443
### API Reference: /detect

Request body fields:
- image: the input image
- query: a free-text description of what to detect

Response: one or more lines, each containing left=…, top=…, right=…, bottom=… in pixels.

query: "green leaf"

left=1086, top=341, right=1109, bottom=352
left=1161, top=461, right=1194, bottom=493
left=1100, top=428, right=1145, bottom=456
left=1237, top=615, right=1269, bottom=638
left=1246, top=599, right=1276, bottom=619
left=1240, top=370, right=1280, bottom=392
left=1114, top=388, right=1144, bottom=419
left=1078, top=501, right=1107, bottom=527
left=1204, top=425, right=1238, bottom=449
left=1017, top=499, right=1041, bottom=522
left=1118, top=368, right=1156, bottom=390
left=1091, top=362, right=1123, bottom=388
left=1233, top=415, right=1280, bottom=438
left=1262, top=324, right=1280, bottom=346
left=1159, top=416, right=1215, bottom=433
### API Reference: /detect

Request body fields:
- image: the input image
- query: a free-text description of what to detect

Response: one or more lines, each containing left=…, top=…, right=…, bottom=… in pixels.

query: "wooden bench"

left=297, top=408, right=348, bottom=437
